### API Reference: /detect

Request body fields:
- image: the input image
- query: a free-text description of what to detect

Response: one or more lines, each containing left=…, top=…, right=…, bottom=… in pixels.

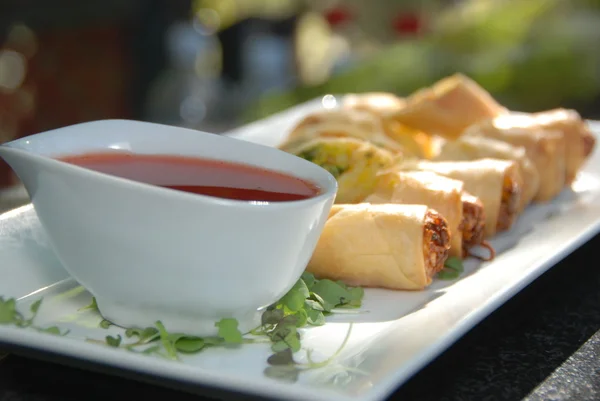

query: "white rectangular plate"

left=1, top=97, right=600, bottom=401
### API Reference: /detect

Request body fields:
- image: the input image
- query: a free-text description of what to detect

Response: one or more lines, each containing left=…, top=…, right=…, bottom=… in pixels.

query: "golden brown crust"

left=497, top=173, right=521, bottom=232
left=460, top=192, right=486, bottom=257
left=423, top=210, right=451, bottom=278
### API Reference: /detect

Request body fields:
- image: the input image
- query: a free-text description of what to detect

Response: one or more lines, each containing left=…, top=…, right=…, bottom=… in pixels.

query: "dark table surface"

left=1, top=232, right=599, bottom=401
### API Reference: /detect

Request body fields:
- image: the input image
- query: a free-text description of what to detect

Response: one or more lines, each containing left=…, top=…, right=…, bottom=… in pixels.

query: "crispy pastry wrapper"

left=394, top=159, right=523, bottom=237
left=511, top=109, right=596, bottom=184
left=364, top=171, right=464, bottom=258
left=342, top=92, right=407, bottom=117
left=434, top=136, right=540, bottom=212
left=389, top=74, right=507, bottom=139
left=280, top=108, right=405, bottom=154
left=342, top=93, right=435, bottom=158
left=306, top=204, right=450, bottom=291
left=463, top=114, right=566, bottom=202
left=290, top=137, right=397, bottom=204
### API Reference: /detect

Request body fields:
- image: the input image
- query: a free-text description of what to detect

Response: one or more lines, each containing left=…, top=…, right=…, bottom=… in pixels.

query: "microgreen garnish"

left=99, top=319, right=112, bottom=329
left=0, top=297, right=69, bottom=334
left=79, top=297, right=99, bottom=312
left=0, top=273, right=365, bottom=381
left=173, top=336, right=205, bottom=353
left=437, top=256, right=465, bottom=280
left=155, top=321, right=179, bottom=360
left=263, top=322, right=355, bottom=381
left=215, top=318, right=243, bottom=344
left=38, top=326, right=70, bottom=336
left=106, top=335, right=122, bottom=347
left=0, top=298, right=20, bottom=325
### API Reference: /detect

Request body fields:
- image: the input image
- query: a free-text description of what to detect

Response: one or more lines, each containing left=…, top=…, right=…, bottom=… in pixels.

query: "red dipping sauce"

left=58, top=152, right=321, bottom=202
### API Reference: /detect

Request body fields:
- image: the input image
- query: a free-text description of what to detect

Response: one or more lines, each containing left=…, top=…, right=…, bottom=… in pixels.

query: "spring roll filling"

left=460, top=193, right=486, bottom=253
left=423, top=209, right=451, bottom=277
left=497, top=173, right=521, bottom=232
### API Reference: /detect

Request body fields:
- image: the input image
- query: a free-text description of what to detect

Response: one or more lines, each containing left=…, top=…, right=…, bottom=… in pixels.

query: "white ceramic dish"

left=0, top=120, right=337, bottom=336
left=1, top=97, right=600, bottom=401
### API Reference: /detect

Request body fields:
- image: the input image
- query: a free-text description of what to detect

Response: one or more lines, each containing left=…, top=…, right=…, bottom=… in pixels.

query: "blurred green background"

left=243, top=0, right=600, bottom=122
left=1, top=0, right=600, bottom=188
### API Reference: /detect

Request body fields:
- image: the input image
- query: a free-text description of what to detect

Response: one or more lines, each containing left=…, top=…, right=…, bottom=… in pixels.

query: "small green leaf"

left=0, top=298, right=17, bottom=324
left=267, top=348, right=296, bottom=366
left=271, top=340, right=290, bottom=353
left=300, top=272, right=316, bottom=290
left=174, top=337, right=205, bottom=353
left=125, top=328, right=143, bottom=338
left=444, top=256, right=464, bottom=273
left=215, top=318, right=243, bottom=344
left=105, top=335, right=122, bottom=347
left=41, top=326, right=60, bottom=335
left=310, top=279, right=351, bottom=309
left=309, top=292, right=333, bottom=312
left=337, top=287, right=365, bottom=308
left=336, top=280, right=349, bottom=290
left=155, top=321, right=178, bottom=360
left=30, top=299, right=42, bottom=314
left=277, top=314, right=298, bottom=329
left=292, top=308, right=308, bottom=328
left=304, top=299, right=324, bottom=311
left=264, top=366, right=300, bottom=382
left=348, top=287, right=364, bottom=303
left=99, top=319, right=112, bottom=329
left=79, top=297, right=99, bottom=312
left=39, top=326, right=69, bottom=336
left=437, top=268, right=461, bottom=280
left=125, top=327, right=158, bottom=343
left=283, top=330, right=301, bottom=353
left=261, top=308, right=284, bottom=326
left=269, top=324, right=291, bottom=342
left=279, top=280, right=310, bottom=312
left=305, top=308, right=326, bottom=326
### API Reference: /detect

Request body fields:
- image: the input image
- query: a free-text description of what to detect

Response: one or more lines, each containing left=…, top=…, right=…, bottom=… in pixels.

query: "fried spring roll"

left=434, top=136, right=540, bottom=212
left=307, top=204, right=451, bottom=290
left=463, top=114, right=566, bottom=202
left=389, top=74, right=507, bottom=139
left=395, top=159, right=523, bottom=237
left=364, top=170, right=489, bottom=259
left=290, top=137, right=396, bottom=204
left=342, top=93, right=435, bottom=158
left=280, top=108, right=405, bottom=154
left=526, top=109, right=596, bottom=184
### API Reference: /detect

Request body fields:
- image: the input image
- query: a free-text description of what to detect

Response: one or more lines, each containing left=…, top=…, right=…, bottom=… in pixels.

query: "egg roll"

left=364, top=170, right=489, bottom=259
left=389, top=73, right=507, bottom=139
left=524, top=109, right=596, bottom=184
left=464, top=115, right=566, bottom=202
left=434, top=136, right=540, bottom=212
left=307, top=204, right=451, bottom=290
left=395, top=159, right=523, bottom=237
left=290, top=137, right=396, bottom=204
left=280, top=108, right=404, bottom=154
